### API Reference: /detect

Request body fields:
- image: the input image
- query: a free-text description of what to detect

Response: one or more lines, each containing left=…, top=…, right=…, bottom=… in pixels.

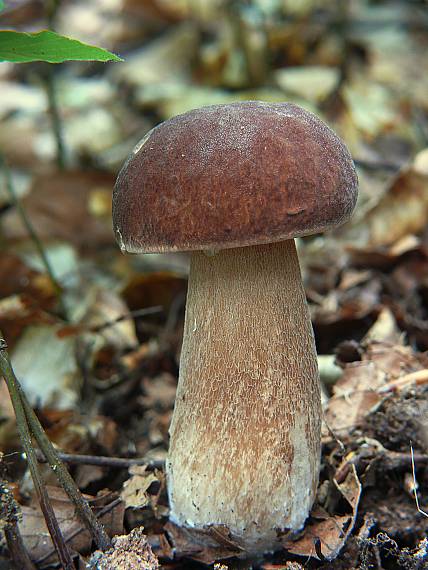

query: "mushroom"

left=113, top=102, right=358, bottom=554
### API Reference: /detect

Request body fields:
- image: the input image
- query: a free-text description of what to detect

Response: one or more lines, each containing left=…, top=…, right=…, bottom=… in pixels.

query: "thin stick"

left=410, top=443, right=428, bottom=518
left=36, top=449, right=165, bottom=470
left=36, top=497, right=122, bottom=566
left=353, top=158, right=400, bottom=172
left=0, top=332, right=111, bottom=551
left=18, top=384, right=112, bottom=551
left=1, top=481, right=36, bottom=570
left=4, top=525, right=37, bottom=570
left=0, top=156, right=67, bottom=319
left=0, top=339, right=74, bottom=570
left=378, top=369, right=428, bottom=393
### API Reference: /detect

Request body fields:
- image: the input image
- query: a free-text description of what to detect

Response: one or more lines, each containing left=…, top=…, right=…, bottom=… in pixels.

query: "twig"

left=0, top=155, right=67, bottom=319
left=58, top=306, right=164, bottom=338
left=0, top=338, right=74, bottom=570
left=334, top=447, right=428, bottom=484
left=36, top=449, right=165, bottom=470
left=36, top=497, right=122, bottom=566
left=410, top=443, right=428, bottom=518
left=18, top=384, right=112, bottom=551
left=378, top=369, right=428, bottom=393
left=1, top=481, right=36, bottom=570
left=353, top=158, right=400, bottom=172
left=4, top=525, right=37, bottom=570
left=0, top=332, right=111, bottom=552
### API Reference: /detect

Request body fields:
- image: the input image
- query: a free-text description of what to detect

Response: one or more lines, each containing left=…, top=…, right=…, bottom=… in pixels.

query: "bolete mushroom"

left=113, top=102, right=358, bottom=554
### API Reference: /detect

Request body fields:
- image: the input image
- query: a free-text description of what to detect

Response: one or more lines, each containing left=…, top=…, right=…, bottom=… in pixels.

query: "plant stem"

left=0, top=338, right=74, bottom=570
left=44, top=67, right=66, bottom=170
left=0, top=155, right=68, bottom=319
left=45, top=0, right=67, bottom=170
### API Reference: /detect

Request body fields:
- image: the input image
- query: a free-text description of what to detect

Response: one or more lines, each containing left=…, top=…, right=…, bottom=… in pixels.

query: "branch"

left=0, top=338, right=74, bottom=569
left=0, top=332, right=112, bottom=553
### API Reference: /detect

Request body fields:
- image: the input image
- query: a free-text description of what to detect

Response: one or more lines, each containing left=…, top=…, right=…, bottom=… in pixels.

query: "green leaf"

left=0, top=30, right=123, bottom=63
left=0, top=1, right=4, bottom=12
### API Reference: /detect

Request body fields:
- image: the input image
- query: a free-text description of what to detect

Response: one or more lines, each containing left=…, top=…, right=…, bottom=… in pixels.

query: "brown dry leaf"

left=0, top=253, right=58, bottom=347
left=324, top=342, right=428, bottom=436
left=322, top=352, right=373, bottom=432
left=19, top=487, right=124, bottom=565
left=342, top=149, right=428, bottom=250
left=0, top=382, right=14, bottom=421
left=1, top=171, right=115, bottom=253
left=45, top=412, right=118, bottom=460
left=363, top=307, right=401, bottom=344
left=283, top=465, right=361, bottom=561
left=346, top=234, right=422, bottom=269
left=0, top=382, right=18, bottom=451
left=121, top=466, right=160, bottom=510
left=88, top=526, right=159, bottom=570
left=164, top=521, right=242, bottom=564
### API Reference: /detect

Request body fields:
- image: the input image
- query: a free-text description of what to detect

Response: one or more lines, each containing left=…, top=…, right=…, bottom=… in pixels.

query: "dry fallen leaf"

left=164, top=521, right=242, bottom=564
left=1, top=171, right=116, bottom=253
left=121, top=465, right=160, bottom=510
left=342, top=149, right=428, bottom=250
left=283, top=465, right=361, bottom=561
left=10, top=323, right=82, bottom=409
left=19, top=487, right=124, bottom=565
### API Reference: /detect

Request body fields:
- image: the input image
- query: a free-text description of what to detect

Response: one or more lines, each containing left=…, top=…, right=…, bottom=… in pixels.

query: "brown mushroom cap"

left=113, top=101, right=358, bottom=253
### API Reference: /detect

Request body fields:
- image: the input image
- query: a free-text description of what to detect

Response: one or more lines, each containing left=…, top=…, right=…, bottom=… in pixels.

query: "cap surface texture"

left=113, top=101, right=358, bottom=253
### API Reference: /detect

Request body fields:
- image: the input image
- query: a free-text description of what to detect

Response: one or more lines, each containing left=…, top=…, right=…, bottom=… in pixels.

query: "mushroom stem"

left=167, top=240, right=321, bottom=554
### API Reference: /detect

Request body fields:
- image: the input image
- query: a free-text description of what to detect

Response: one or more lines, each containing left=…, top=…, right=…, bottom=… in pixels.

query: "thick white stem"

left=167, top=240, right=321, bottom=554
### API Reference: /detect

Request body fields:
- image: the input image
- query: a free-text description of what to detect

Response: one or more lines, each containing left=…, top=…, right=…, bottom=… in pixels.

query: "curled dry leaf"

left=282, top=465, right=361, bottom=561
left=363, top=307, right=401, bottom=345
left=121, top=465, right=163, bottom=510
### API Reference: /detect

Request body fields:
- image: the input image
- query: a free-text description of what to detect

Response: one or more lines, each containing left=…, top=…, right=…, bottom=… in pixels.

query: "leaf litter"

left=1, top=0, right=428, bottom=568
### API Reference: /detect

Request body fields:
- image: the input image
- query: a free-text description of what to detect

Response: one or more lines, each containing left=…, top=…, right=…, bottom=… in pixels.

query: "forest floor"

left=0, top=1, right=428, bottom=568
